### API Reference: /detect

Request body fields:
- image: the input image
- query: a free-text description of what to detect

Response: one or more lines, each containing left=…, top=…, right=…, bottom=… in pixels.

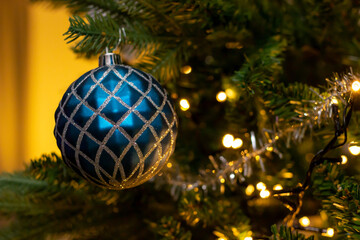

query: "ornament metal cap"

left=99, top=53, right=121, bottom=67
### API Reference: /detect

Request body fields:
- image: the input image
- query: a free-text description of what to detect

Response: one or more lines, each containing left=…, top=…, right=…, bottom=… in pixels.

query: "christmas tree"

left=2, top=0, right=360, bottom=239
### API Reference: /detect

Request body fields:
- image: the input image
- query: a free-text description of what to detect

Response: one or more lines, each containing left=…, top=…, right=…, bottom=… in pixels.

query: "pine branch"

left=64, top=13, right=188, bottom=81
left=312, top=164, right=360, bottom=238
left=263, top=82, right=323, bottom=121
left=147, top=216, right=192, bottom=240
left=134, top=0, right=183, bottom=31
left=271, top=225, right=314, bottom=240
left=135, top=41, right=188, bottom=81
left=0, top=154, right=154, bottom=239
left=231, top=36, right=287, bottom=95
left=64, top=15, right=123, bottom=56
left=177, top=190, right=250, bottom=240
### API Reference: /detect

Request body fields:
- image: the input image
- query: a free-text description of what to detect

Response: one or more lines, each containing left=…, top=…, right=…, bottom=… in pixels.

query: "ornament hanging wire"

left=116, top=27, right=126, bottom=52
left=104, top=27, right=126, bottom=54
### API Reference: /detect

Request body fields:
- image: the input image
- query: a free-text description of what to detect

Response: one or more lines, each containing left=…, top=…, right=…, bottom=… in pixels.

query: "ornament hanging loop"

left=115, top=27, right=126, bottom=52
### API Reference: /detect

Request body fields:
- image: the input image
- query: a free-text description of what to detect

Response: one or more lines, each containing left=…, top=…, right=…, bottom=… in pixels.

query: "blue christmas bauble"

left=54, top=53, right=178, bottom=190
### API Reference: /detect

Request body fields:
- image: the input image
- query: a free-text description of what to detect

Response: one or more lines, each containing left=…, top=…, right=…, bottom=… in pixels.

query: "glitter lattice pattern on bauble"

left=54, top=64, right=178, bottom=189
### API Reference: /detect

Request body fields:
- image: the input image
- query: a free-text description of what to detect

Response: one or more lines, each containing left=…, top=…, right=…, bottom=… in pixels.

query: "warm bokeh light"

left=223, top=134, right=234, bottom=148
left=179, top=99, right=190, bottom=111
left=349, top=141, right=360, bottom=155
left=282, top=172, right=294, bottom=178
left=181, top=65, right=192, bottom=74
left=216, top=91, right=227, bottom=102
left=341, top=155, right=348, bottom=165
left=244, top=237, right=253, bottom=240
left=229, top=173, right=235, bottom=179
left=232, top=138, right=243, bottom=149
left=256, top=182, right=266, bottom=191
left=273, top=184, right=283, bottom=191
left=266, top=146, right=273, bottom=152
left=245, top=184, right=255, bottom=196
left=352, top=80, right=360, bottom=92
left=331, top=97, right=339, bottom=105
left=225, top=88, right=236, bottom=99
left=166, top=162, right=172, bottom=168
left=219, top=177, right=225, bottom=184
left=299, top=216, right=310, bottom=227
left=323, top=228, right=334, bottom=237
left=260, top=189, right=270, bottom=198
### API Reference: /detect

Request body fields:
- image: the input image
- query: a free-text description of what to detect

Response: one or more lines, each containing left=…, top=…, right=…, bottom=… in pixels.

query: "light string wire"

left=272, top=95, right=353, bottom=226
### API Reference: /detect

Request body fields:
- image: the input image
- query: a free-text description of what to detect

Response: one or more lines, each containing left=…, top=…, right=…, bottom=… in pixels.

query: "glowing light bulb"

left=260, top=189, right=270, bottom=198
left=216, top=91, right=227, bottom=102
left=273, top=184, right=283, bottom=191
left=324, top=228, right=334, bottom=237
left=245, top=184, right=255, bottom=196
left=349, top=141, right=360, bottom=155
left=232, top=138, right=243, bottom=149
left=229, top=173, right=235, bottom=179
left=341, top=155, right=348, bottom=164
left=244, top=237, right=253, bottom=240
left=179, top=99, right=190, bottom=111
left=166, top=162, right=172, bottom=168
left=223, top=134, right=234, bottom=148
left=181, top=65, right=192, bottom=74
left=266, top=146, right=273, bottom=152
left=331, top=97, right=339, bottom=105
left=299, top=216, right=310, bottom=227
left=282, top=172, right=294, bottom=178
left=256, top=182, right=266, bottom=191
left=349, top=147, right=360, bottom=155
left=352, top=80, right=360, bottom=92
left=219, top=177, right=225, bottom=184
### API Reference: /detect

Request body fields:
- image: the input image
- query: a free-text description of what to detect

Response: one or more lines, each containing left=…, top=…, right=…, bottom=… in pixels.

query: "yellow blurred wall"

left=0, top=2, right=97, bottom=171
left=0, top=0, right=27, bottom=171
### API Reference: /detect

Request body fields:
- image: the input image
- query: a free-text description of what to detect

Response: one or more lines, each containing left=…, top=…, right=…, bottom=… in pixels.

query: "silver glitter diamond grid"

left=54, top=65, right=178, bottom=189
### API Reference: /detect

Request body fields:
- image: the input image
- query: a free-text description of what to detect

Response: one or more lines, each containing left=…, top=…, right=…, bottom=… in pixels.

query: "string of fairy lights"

left=157, top=66, right=360, bottom=239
